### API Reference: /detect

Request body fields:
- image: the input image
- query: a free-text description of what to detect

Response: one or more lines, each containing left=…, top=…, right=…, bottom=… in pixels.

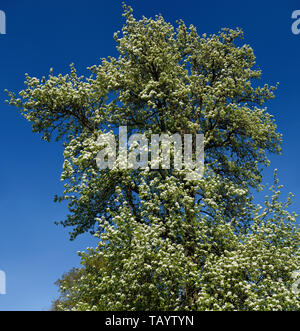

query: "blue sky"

left=0, top=0, right=299, bottom=310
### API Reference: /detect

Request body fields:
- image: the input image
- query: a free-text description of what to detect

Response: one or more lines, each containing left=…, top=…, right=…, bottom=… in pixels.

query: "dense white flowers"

left=7, top=4, right=299, bottom=311
left=51, top=170, right=299, bottom=311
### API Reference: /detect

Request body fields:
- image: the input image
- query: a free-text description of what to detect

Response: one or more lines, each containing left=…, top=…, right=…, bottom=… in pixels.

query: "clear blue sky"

left=0, top=0, right=299, bottom=311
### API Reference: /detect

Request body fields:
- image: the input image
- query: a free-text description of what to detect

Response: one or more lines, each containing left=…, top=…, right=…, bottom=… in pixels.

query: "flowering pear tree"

left=7, top=5, right=299, bottom=311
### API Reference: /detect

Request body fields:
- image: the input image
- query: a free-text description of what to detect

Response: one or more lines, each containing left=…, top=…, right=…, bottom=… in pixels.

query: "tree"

left=51, top=256, right=107, bottom=311
left=51, top=268, right=82, bottom=311
left=7, top=4, right=299, bottom=311
left=53, top=176, right=299, bottom=311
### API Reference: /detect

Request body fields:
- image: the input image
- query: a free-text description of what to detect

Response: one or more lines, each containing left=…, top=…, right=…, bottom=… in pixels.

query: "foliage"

left=53, top=173, right=299, bottom=311
left=7, top=4, right=299, bottom=311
